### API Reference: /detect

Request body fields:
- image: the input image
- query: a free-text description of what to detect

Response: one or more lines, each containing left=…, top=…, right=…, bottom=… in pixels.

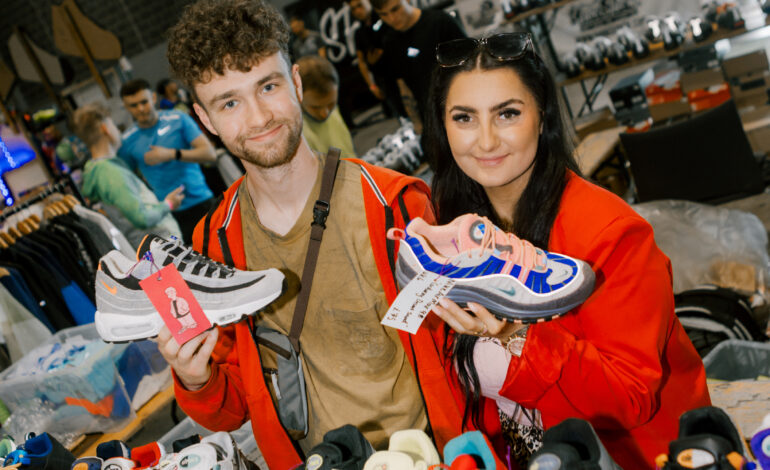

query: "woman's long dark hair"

left=424, top=44, right=580, bottom=429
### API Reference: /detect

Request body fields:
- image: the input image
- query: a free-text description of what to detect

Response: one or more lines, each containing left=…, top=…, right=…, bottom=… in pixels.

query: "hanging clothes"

left=0, top=266, right=55, bottom=333
left=73, top=204, right=134, bottom=257
left=0, top=283, right=54, bottom=363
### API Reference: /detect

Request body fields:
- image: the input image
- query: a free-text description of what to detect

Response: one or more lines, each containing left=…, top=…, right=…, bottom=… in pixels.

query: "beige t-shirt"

left=238, top=156, right=427, bottom=452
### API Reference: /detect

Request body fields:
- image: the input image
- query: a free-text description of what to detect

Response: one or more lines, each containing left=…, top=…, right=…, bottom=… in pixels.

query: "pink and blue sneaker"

left=388, top=214, right=595, bottom=322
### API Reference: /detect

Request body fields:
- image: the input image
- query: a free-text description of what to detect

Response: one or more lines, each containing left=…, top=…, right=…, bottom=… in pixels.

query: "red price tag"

left=139, top=264, right=212, bottom=345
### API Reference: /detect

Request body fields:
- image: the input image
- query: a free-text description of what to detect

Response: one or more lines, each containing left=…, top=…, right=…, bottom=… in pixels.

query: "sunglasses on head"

left=436, top=33, right=533, bottom=68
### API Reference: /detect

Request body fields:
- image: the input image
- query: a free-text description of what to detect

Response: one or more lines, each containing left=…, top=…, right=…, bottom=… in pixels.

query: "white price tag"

left=382, top=271, right=455, bottom=334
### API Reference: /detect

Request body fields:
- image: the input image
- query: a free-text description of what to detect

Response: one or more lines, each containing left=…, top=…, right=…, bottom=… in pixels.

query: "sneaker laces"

left=458, top=216, right=547, bottom=282
left=157, top=239, right=235, bottom=279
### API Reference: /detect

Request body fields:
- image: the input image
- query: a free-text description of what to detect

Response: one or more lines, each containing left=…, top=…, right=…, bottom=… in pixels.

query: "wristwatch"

left=175, top=149, right=182, bottom=160
left=504, top=326, right=529, bottom=357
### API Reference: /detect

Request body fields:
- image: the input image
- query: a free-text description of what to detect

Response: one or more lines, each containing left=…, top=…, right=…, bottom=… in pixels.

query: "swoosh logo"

left=494, top=285, right=516, bottom=297
left=157, top=125, right=171, bottom=136
left=100, top=280, right=117, bottom=295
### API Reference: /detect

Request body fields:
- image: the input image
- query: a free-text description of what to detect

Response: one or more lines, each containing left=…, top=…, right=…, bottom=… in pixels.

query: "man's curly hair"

left=167, top=0, right=290, bottom=95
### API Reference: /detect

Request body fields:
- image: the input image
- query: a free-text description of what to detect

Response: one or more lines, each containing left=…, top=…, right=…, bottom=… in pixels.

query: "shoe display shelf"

left=703, top=340, right=770, bottom=445
left=0, top=323, right=171, bottom=453
left=158, top=416, right=266, bottom=469
left=559, top=14, right=770, bottom=119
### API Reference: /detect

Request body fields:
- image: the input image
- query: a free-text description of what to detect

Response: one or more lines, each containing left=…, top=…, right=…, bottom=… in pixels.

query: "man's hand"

left=157, top=325, right=219, bottom=391
left=144, top=145, right=175, bottom=165
left=164, top=185, right=185, bottom=210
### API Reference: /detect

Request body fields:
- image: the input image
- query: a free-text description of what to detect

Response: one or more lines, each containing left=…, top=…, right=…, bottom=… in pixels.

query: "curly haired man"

left=158, top=1, right=466, bottom=467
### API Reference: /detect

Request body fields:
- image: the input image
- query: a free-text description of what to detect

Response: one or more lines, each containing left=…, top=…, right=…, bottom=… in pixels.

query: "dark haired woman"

left=423, top=33, right=710, bottom=469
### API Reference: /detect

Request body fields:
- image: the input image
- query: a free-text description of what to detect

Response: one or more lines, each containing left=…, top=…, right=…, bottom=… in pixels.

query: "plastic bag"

left=632, top=200, right=770, bottom=294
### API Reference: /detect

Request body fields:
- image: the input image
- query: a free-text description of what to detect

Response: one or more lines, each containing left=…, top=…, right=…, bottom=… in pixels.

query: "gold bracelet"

left=504, top=326, right=528, bottom=357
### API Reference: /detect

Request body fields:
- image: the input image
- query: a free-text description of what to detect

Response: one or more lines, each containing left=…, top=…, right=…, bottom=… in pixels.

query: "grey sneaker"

left=95, top=235, right=284, bottom=342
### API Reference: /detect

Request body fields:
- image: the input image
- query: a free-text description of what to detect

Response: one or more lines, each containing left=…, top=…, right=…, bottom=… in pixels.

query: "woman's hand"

left=433, top=297, right=528, bottom=340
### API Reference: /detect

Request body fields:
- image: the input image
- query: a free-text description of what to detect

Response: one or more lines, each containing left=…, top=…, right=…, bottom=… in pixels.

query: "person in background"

left=296, top=55, right=355, bottom=158
left=422, top=33, right=711, bottom=469
left=118, top=79, right=217, bottom=243
left=73, top=102, right=182, bottom=248
left=157, top=78, right=191, bottom=113
left=289, top=13, right=327, bottom=59
left=345, top=0, right=405, bottom=119
left=372, top=0, right=466, bottom=131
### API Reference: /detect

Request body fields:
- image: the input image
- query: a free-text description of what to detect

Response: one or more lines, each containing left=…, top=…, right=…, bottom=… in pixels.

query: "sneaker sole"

left=95, top=288, right=283, bottom=343
left=396, top=256, right=593, bottom=323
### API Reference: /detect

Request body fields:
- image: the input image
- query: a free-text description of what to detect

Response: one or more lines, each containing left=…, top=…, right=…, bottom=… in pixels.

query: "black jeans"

left=173, top=198, right=216, bottom=244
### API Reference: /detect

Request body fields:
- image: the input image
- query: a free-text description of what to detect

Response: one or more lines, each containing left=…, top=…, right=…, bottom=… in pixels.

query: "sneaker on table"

left=301, top=424, right=374, bottom=469
left=529, top=418, right=620, bottom=470
left=655, top=406, right=750, bottom=470
left=95, top=235, right=285, bottom=342
left=169, top=432, right=260, bottom=470
left=389, top=214, right=595, bottom=322
left=363, top=429, right=440, bottom=470
left=0, top=436, right=16, bottom=460
left=101, top=457, right=136, bottom=470
left=389, top=430, right=440, bottom=467
left=130, top=442, right=165, bottom=469
left=443, top=431, right=498, bottom=470
left=71, top=456, right=103, bottom=470
left=751, top=412, right=770, bottom=470
left=2, top=433, right=75, bottom=470
left=363, top=450, right=427, bottom=470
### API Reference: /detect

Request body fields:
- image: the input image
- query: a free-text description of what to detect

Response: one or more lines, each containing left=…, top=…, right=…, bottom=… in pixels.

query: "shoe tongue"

left=136, top=234, right=170, bottom=261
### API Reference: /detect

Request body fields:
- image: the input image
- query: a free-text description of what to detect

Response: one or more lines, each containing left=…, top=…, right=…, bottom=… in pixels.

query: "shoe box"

left=723, top=49, right=770, bottom=111
left=722, top=49, right=770, bottom=80
left=680, top=67, right=731, bottom=112
left=609, top=68, right=653, bottom=125
left=741, top=104, right=770, bottom=155
left=0, top=324, right=170, bottom=446
left=645, top=69, right=692, bottom=123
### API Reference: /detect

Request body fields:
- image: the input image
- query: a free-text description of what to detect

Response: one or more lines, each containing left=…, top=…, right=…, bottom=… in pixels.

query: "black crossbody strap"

left=288, top=147, right=340, bottom=353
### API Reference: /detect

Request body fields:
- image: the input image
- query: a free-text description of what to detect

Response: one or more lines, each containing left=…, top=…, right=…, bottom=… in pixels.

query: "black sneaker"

left=528, top=418, right=621, bottom=470
left=655, top=406, right=748, bottom=470
left=2, top=433, right=75, bottom=470
left=301, top=425, right=374, bottom=470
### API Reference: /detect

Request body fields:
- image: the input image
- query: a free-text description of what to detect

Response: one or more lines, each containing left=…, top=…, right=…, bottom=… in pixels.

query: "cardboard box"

left=733, top=86, right=770, bottom=109
left=739, top=104, right=770, bottom=125
left=722, top=50, right=769, bottom=79
left=614, top=104, right=651, bottom=126
left=730, top=70, right=770, bottom=109
left=687, top=83, right=731, bottom=112
left=609, top=69, right=653, bottom=113
left=747, top=121, right=770, bottom=154
left=646, top=69, right=683, bottom=105
left=680, top=68, right=726, bottom=94
left=649, top=99, right=691, bottom=122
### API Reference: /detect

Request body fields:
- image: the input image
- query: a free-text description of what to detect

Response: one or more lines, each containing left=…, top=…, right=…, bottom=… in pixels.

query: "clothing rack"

left=0, top=173, right=84, bottom=224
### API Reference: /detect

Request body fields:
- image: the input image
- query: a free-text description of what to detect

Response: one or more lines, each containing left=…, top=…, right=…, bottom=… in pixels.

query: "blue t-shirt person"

left=118, top=111, right=213, bottom=211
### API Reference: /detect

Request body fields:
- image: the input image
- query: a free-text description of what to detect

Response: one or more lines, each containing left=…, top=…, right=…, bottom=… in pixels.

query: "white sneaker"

left=388, top=430, right=440, bottom=466
left=172, top=432, right=259, bottom=470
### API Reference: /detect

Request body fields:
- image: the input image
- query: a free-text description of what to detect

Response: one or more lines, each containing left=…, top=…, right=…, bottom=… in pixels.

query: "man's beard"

left=230, top=115, right=303, bottom=169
